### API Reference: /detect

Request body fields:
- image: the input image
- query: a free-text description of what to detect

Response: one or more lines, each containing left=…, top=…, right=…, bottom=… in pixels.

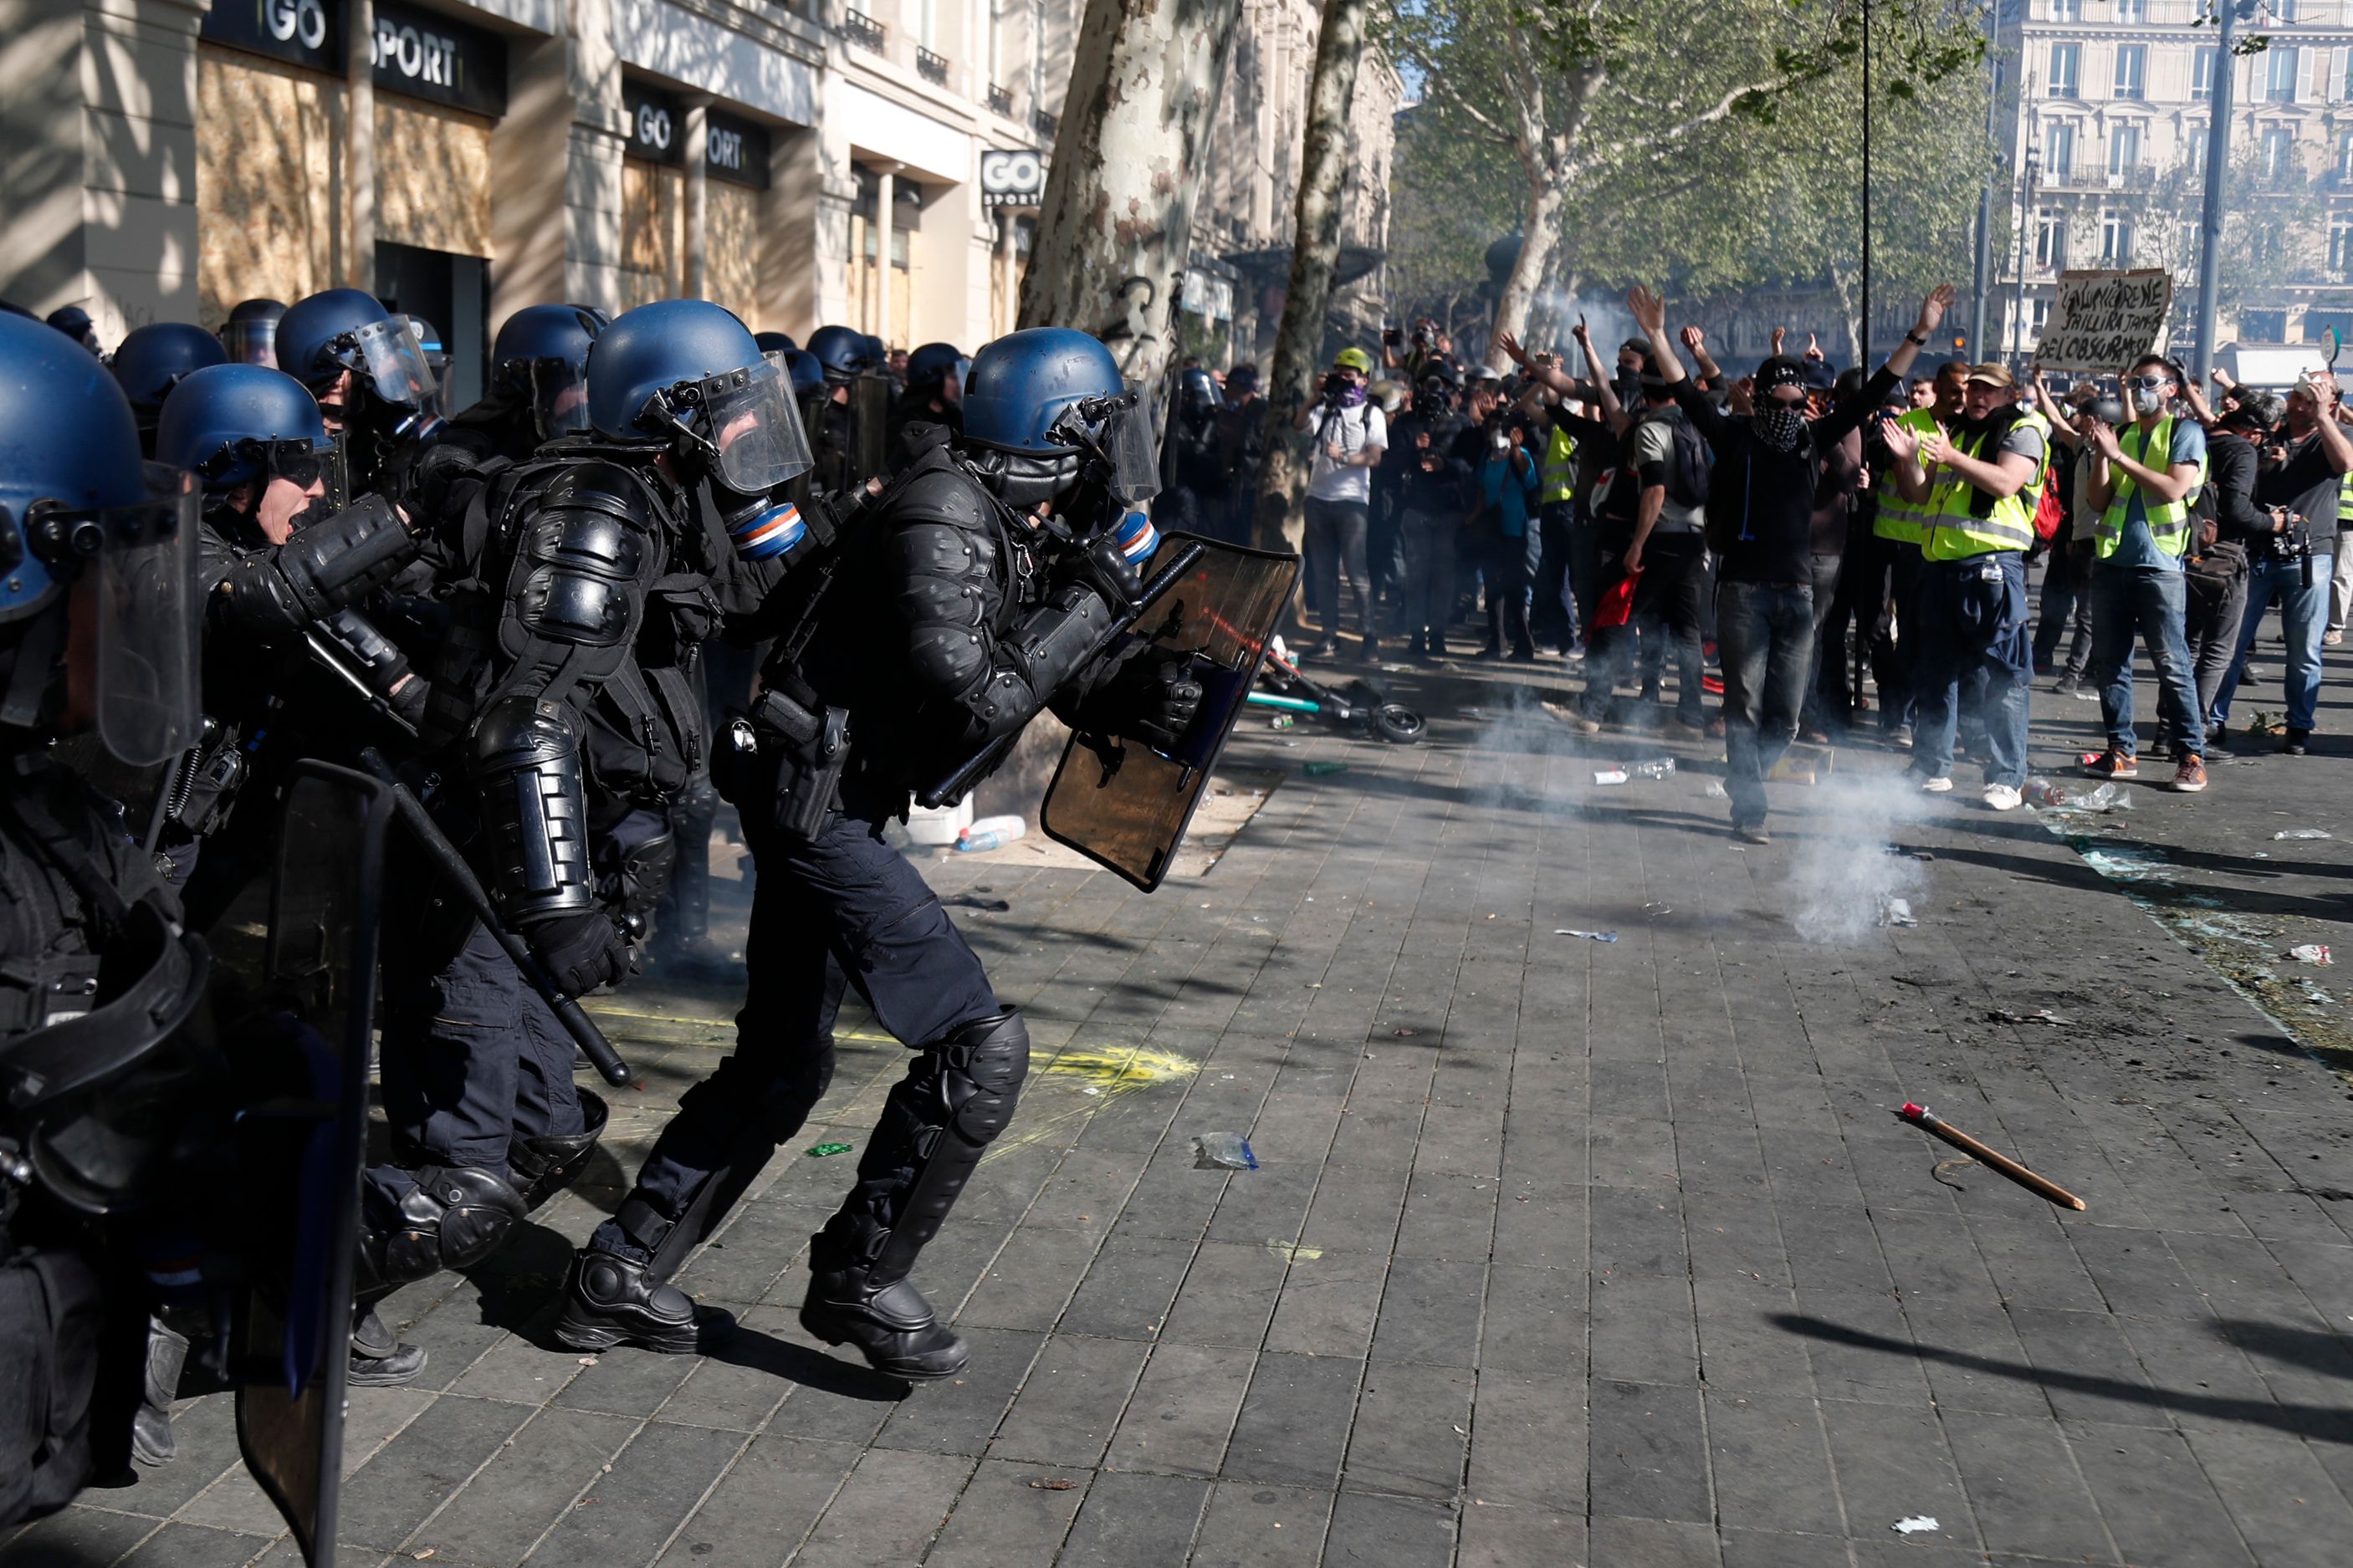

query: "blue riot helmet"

left=806, top=324, right=874, bottom=381
left=109, top=322, right=231, bottom=444
left=1177, top=365, right=1223, bottom=415
left=407, top=316, right=452, bottom=416
left=862, top=333, right=889, bottom=368
left=222, top=297, right=286, bottom=366
left=754, top=330, right=799, bottom=357
left=585, top=299, right=816, bottom=559
left=905, top=341, right=967, bottom=401
left=156, top=365, right=334, bottom=500
left=961, top=327, right=1159, bottom=511
left=491, top=303, right=606, bottom=438
left=47, top=305, right=100, bottom=355
left=276, top=287, right=441, bottom=438
left=0, top=314, right=200, bottom=764
left=782, top=349, right=825, bottom=400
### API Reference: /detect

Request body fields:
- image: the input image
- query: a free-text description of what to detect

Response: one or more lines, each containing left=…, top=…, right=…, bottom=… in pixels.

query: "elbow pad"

left=469, top=696, right=598, bottom=927
left=959, top=583, right=1114, bottom=744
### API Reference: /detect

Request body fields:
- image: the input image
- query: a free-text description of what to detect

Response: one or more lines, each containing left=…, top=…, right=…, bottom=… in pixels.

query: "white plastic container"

left=903, top=797, right=974, bottom=847
left=955, top=815, right=1027, bottom=853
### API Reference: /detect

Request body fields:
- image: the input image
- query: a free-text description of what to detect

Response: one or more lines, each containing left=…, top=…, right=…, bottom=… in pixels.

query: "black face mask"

left=1751, top=405, right=1808, bottom=452
left=1614, top=368, right=1643, bottom=406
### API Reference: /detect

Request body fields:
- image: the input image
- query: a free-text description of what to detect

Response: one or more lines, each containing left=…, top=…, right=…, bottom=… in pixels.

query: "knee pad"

left=366, top=1165, right=526, bottom=1289
left=930, top=1011, right=1029, bottom=1147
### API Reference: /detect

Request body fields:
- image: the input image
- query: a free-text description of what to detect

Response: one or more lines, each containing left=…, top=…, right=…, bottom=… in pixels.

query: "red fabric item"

left=1588, top=568, right=1641, bottom=633
left=2032, top=483, right=2064, bottom=543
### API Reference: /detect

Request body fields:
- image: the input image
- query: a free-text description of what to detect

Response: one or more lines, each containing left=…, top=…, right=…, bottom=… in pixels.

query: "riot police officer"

left=371, top=299, right=818, bottom=1306
left=109, top=322, right=229, bottom=453
left=555, top=327, right=1200, bottom=1382
left=885, top=340, right=966, bottom=475
left=1, top=311, right=212, bottom=1516
left=448, top=303, right=611, bottom=464
left=274, top=287, right=444, bottom=504
left=806, top=324, right=887, bottom=492
left=1155, top=363, right=1226, bottom=540
left=220, top=298, right=286, bottom=367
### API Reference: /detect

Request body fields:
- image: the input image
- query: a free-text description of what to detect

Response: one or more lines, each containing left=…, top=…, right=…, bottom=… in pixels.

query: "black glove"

left=1055, top=525, right=1145, bottom=610
left=526, top=911, right=629, bottom=997
left=396, top=442, right=480, bottom=529
left=1094, top=649, right=1204, bottom=752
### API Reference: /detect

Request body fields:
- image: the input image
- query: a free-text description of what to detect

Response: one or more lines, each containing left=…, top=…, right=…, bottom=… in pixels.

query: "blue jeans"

left=2210, top=552, right=2331, bottom=733
left=1911, top=553, right=2032, bottom=788
left=1716, top=579, right=1816, bottom=830
left=2089, top=563, right=2202, bottom=757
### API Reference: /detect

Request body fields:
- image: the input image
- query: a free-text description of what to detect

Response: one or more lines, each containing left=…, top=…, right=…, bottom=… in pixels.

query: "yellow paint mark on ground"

left=1266, top=1240, right=1323, bottom=1264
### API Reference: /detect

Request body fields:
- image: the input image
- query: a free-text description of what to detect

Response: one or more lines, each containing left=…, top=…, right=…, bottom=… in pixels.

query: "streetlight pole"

left=2192, top=0, right=2242, bottom=382
left=2011, top=148, right=2039, bottom=371
left=1861, top=0, right=1872, bottom=366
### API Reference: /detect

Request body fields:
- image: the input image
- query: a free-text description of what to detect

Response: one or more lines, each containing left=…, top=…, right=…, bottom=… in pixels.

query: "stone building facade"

left=3, top=0, right=1396, bottom=393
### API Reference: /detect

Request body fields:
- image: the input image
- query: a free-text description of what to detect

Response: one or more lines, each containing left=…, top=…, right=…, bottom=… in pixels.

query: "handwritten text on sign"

left=2036, top=269, right=2173, bottom=370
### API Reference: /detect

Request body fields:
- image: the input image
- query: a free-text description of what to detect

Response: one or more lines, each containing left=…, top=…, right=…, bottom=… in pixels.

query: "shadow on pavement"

left=1772, top=1312, right=2353, bottom=1443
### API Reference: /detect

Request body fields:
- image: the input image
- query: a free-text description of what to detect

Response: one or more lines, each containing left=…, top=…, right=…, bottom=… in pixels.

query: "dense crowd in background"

left=1151, top=292, right=2353, bottom=841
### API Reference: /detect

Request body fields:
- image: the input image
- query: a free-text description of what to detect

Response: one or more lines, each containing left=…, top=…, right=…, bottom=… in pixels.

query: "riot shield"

left=1040, top=534, right=1298, bottom=891
left=217, top=762, right=392, bottom=1566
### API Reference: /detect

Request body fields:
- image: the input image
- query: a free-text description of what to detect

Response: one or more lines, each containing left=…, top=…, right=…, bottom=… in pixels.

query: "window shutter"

left=2299, top=44, right=2315, bottom=103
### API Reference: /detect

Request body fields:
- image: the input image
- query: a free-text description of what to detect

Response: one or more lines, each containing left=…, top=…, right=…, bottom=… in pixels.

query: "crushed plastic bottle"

left=1629, top=758, right=1676, bottom=780
left=1593, top=768, right=1629, bottom=785
left=1303, top=760, right=1349, bottom=777
left=955, top=815, right=1027, bottom=853
left=1269, top=714, right=1296, bottom=730
left=2273, top=828, right=2333, bottom=840
left=2023, top=778, right=2134, bottom=813
left=1193, top=1131, right=1259, bottom=1170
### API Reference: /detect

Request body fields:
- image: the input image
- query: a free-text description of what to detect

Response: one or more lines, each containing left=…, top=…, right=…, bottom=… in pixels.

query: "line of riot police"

left=0, top=289, right=1215, bottom=1549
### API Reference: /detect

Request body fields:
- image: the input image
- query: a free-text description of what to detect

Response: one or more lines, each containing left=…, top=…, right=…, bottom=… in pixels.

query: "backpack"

left=1653, top=412, right=1711, bottom=508
left=2032, top=483, right=2064, bottom=544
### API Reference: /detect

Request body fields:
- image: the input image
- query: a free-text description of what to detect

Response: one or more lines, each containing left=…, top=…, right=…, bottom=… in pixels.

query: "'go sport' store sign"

left=202, top=0, right=508, bottom=117
left=622, top=77, right=770, bottom=189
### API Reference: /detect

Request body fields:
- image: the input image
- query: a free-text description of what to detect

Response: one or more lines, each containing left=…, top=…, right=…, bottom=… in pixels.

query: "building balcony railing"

left=917, top=46, right=950, bottom=85
left=987, top=82, right=1015, bottom=116
left=839, top=8, right=886, bottom=53
left=2103, top=163, right=2156, bottom=190
left=1032, top=107, right=1059, bottom=140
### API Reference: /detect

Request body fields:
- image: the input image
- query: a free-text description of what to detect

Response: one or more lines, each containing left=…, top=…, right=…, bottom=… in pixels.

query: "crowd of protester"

left=1198, top=292, right=2353, bottom=842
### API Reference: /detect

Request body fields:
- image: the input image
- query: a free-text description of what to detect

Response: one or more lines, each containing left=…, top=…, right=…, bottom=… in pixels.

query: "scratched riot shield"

left=212, top=762, right=392, bottom=1566
left=1041, top=534, right=1299, bottom=891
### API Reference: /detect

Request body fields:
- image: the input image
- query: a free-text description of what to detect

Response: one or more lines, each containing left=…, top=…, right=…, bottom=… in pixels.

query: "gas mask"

left=2130, top=375, right=2168, bottom=418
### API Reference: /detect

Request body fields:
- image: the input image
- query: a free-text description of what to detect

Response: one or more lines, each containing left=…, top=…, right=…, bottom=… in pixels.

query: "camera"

left=1383, top=327, right=1402, bottom=346
left=1321, top=370, right=1353, bottom=401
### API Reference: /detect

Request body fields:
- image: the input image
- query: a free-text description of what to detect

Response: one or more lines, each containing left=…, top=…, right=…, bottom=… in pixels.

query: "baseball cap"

left=1965, top=362, right=2017, bottom=390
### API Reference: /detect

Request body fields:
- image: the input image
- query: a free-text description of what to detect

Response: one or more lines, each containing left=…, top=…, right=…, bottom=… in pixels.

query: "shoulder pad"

left=890, top=518, right=991, bottom=583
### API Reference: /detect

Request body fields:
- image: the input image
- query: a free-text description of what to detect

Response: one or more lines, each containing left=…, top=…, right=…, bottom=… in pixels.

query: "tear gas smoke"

left=1788, top=771, right=1931, bottom=943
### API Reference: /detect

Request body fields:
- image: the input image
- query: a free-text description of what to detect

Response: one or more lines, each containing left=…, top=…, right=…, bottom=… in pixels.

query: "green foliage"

left=1388, top=0, right=1991, bottom=339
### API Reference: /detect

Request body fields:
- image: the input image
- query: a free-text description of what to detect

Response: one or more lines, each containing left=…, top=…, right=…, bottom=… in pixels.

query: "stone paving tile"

left=50, top=656, right=2353, bottom=1566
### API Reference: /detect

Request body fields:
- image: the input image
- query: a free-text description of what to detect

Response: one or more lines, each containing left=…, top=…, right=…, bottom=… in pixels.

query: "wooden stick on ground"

left=1895, top=1103, right=2087, bottom=1212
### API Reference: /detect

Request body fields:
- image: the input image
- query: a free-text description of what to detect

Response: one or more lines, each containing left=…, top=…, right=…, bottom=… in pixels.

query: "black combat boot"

left=349, top=1305, right=428, bottom=1387
left=555, top=1248, right=734, bottom=1355
left=800, top=1266, right=969, bottom=1382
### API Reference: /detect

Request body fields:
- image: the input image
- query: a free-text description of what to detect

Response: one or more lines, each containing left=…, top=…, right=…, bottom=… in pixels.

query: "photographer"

left=1474, top=401, right=1543, bottom=659
left=1292, top=345, right=1389, bottom=659
left=2208, top=370, right=2353, bottom=754
left=2081, top=355, right=2210, bottom=793
left=2187, top=392, right=2278, bottom=746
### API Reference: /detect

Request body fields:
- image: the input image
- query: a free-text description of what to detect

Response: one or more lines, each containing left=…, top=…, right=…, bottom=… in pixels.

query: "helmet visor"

left=530, top=359, right=592, bottom=439
left=222, top=319, right=279, bottom=368
left=1096, top=392, right=1161, bottom=504
left=698, top=358, right=814, bottom=493
left=93, top=463, right=201, bottom=766
left=350, top=316, right=440, bottom=416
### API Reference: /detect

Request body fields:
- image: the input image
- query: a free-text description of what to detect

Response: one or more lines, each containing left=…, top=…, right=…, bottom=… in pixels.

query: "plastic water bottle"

left=955, top=815, right=1026, bottom=853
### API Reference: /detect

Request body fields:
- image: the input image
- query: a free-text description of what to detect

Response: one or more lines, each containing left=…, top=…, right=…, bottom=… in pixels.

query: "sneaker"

left=2173, top=755, right=2208, bottom=793
left=1733, top=824, right=1772, bottom=845
left=1307, top=639, right=1340, bottom=661
left=1574, top=715, right=1604, bottom=735
left=1916, top=774, right=1953, bottom=794
left=2052, top=675, right=2079, bottom=696
left=1983, top=784, right=2023, bottom=812
left=2284, top=729, right=2311, bottom=756
left=2207, top=723, right=2230, bottom=756
left=2083, top=748, right=2138, bottom=780
left=2328, top=629, right=2345, bottom=647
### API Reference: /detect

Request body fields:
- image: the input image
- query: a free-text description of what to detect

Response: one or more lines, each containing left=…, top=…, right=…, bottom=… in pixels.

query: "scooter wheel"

left=1373, top=705, right=1426, bottom=744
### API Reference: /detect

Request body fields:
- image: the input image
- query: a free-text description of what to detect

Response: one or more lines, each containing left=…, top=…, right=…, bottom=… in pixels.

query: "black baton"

left=357, top=748, right=632, bottom=1087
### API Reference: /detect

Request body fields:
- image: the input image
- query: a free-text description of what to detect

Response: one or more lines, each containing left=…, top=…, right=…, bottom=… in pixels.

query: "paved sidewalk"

left=10, top=640, right=2353, bottom=1568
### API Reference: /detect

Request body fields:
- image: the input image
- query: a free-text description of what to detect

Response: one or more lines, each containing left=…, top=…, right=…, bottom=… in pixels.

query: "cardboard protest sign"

left=2034, top=268, right=2173, bottom=371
